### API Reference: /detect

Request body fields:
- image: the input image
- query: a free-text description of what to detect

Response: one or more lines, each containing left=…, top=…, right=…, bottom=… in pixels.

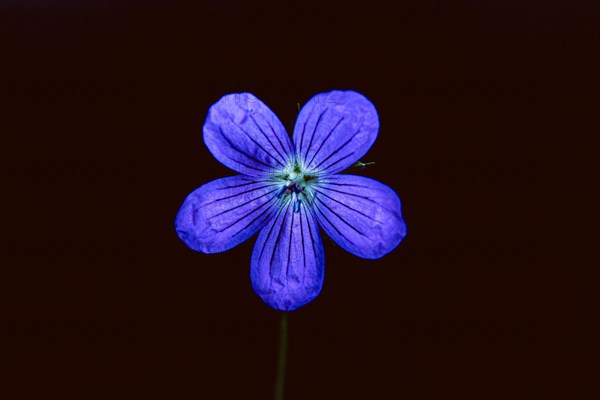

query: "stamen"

left=294, top=198, right=301, bottom=213
left=275, top=185, right=287, bottom=198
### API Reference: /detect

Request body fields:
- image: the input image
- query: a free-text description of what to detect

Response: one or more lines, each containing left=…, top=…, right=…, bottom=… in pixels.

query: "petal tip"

left=254, top=285, right=323, bottom=311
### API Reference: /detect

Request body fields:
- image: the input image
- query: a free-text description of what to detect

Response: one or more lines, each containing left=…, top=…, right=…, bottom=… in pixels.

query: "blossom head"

left=175, top=90, right=407, bottom=311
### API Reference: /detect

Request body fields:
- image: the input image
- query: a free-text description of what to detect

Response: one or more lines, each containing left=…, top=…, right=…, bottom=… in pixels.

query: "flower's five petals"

left=175, top=175, right=280, bottom=254
left=293, top=90, right=379, bottom=174
left=203, top=93, right=294, bottom=177
left=313, top=175, right=407, bottom=259
left=251, top=201, right=325, bottom=311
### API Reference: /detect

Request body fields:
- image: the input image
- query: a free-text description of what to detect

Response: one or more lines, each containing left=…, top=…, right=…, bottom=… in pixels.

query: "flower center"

left=275, top=161, right=318, bottom=212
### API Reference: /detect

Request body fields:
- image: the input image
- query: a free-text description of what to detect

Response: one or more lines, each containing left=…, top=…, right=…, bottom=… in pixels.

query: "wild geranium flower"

left=175, top=90, right=407, bottom=311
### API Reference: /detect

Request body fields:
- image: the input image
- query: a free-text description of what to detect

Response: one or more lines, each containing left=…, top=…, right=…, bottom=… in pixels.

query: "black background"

left=2, top=1, right=596, bottom=399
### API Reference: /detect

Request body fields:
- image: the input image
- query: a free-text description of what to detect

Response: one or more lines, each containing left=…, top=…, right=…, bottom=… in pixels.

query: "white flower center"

left=273, top=161, right=319, bottom=212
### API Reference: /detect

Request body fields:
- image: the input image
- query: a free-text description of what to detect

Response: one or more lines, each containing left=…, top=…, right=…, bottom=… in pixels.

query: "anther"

left=294, top=198, right=301, bottom=213
left=275, top=185, right=287, bottom=198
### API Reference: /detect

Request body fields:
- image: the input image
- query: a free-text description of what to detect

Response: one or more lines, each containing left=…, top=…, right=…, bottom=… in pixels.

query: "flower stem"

left=274, top=312, right=288, bottom=400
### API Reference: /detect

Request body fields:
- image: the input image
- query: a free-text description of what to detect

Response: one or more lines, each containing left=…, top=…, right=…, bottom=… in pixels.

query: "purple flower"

left=175, top=90, right=407, bottom=311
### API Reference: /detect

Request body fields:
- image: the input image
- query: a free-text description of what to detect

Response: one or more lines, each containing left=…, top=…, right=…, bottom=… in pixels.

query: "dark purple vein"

left=250, top=115, right=288, bottom=166
left=311, top=202, right=355, bottom=246
left=313, top=129, right=361, bottom=170
left=314, top=196, right=365, bottom=237
left=205, top=184, right=276, bottom=207
left=306, top=117, right=344, bottom=167
left=228, top=117, right=285, bottom=167
left=209, top=187, right=279, bottom=219
left=312, top=187, right=384, bottom=224
left=303, top=109, right=327, bottom=162
left=218, top=127, right=273, bottom=170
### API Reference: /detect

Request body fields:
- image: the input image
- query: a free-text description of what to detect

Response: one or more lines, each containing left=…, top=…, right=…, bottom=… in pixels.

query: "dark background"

left=1, top=1, right=596, bottom=399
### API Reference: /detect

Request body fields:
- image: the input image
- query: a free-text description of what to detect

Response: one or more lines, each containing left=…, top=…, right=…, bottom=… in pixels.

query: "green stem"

left=274, top=312, right=288, bottom=400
